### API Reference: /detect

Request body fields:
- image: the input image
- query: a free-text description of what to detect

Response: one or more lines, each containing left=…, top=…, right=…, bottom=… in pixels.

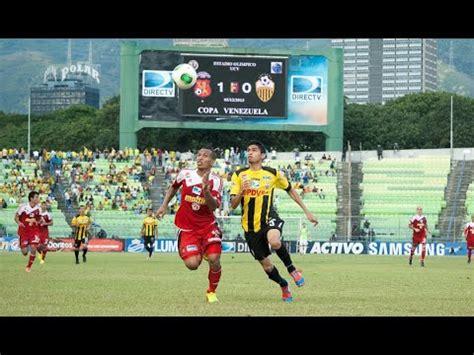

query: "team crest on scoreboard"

left=193, top=71, right=212, bottom=99
left=256, top=73, right=275, bottom=103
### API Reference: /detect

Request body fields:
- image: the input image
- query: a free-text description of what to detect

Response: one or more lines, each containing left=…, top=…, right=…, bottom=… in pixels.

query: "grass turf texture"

left=1, top=252, right=472, bottom=316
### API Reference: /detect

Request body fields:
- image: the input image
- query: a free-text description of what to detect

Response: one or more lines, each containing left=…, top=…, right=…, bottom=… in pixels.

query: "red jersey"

left=410, top=215, right=427, bottom=239
left=39, top=211, right=52, bottom=239
left=16, top=203, right=41, bottom=238
left=172, top=169, right=222, bottom=231
left=464, top=222, right=474, bottom=240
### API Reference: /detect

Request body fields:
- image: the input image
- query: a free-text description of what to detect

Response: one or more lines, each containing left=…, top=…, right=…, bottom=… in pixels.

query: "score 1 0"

left=216, top=82, right=252, bottom=94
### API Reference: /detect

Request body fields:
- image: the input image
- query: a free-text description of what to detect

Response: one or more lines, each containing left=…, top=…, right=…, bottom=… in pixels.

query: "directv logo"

left=291, top=75, right=322, bottom=101
left=142, top=70, right=175, bottom=97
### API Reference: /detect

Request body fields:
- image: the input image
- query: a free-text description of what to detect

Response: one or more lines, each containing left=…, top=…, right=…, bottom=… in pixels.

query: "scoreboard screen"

left=179, top=54, right=288, bottom=119
left=138, top=50, right=328, bottom=126
left=126, top=42, right=342, bottom=150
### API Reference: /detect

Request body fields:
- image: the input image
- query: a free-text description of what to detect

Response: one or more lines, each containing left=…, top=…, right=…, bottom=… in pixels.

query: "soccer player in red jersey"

left=156, top=148, right=224, bottom=303
left=14, top=191, right=41, bottom=272
left=37, top=201, right=53, bottom=264
left=463, top=214, right=474, bottom=264
left=408, top=206, right=430, bottom=267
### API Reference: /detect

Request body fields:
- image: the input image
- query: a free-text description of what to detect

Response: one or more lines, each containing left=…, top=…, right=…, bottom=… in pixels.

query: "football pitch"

left=0, top=251, right=472, bottom=316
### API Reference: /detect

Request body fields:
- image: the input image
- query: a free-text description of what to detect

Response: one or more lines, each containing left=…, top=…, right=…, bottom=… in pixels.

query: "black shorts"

left=74, top=237, right=88, bottom=249
left=143, top=236, right=155, bottom=245
left=244, top=215, right=285, bottom=261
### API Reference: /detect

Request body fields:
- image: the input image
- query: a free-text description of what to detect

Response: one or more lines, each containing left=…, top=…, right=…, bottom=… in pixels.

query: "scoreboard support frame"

left=120, top=41, right=343, bottom=151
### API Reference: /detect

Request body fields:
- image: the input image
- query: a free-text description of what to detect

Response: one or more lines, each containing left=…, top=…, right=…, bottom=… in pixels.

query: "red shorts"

left=177, top=223, right=222, bottom=260
left=38, top=231, right=49, bottom=246
left=19, top=230, right=41, bottom=249
left=467, top=237, right=474, bottom=249
left=412, top=235, right=426, bottom=245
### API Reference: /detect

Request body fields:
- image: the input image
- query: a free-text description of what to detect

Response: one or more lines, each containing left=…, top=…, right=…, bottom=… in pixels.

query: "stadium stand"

left=360, top=156, right=450, bottom=241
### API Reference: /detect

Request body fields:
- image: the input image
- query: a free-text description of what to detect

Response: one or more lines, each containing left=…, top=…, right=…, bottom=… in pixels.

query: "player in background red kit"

left=14, top=191, right=41, bottom=272
left=37, top=201, right=53, bottom=264
left=408, top=206, right=430, bottom=267
left=156, top=148, right=223, bottom=303
left=463, top=214, right=474, bottom=264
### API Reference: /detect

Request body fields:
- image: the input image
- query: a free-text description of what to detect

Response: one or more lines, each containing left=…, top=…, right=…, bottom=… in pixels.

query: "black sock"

left=149, top=248, right=153, bottom=257
left=74, top=250, right=79, bottom=261
left=265, top=266, right=288, bottom=288
left=83, top=248, right=88, bottom=256
left=275, top=243, right=296, bottom=273
left=144, top=245, right=150, bottom=253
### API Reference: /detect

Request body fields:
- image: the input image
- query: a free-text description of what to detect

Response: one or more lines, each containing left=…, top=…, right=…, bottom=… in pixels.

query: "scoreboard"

left=179, top=54, right=287, bottom=119
left=121, top=42, right=343, bottom=151
left=138, top=49, right=329, bottom=127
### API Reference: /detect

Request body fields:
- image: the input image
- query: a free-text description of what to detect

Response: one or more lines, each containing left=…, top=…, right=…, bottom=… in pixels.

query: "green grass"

left=0, top=252, right=473, bottom=316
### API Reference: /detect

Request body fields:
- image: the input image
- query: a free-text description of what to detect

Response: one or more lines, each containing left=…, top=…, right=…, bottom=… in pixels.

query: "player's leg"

left=299, top=240, right=306, bottom=255
left=182, top=255, right=202, bottom=270
left=37, top=238, right=47, bottom=264
left=267, top=227, right=304, bottom=287
left=409, top=241, right=419, bottom=265
left=205, top=244, right=222, bottom=302
left=148, top=237, right=155, bottom=258
left=26, top=239, right=40, bottom=272
left=82, top=238, right=88, bottom=262
left=178, top=231, right=202, bottom=270
left=143, top=236, right=151, bottom=257
left=74, top=239, right=81, bottom=264
left=468, top=247, right=472, bottom=263
left=42, top=238, right=49, bottom=261
left=143, top=237, right=150, bottom=259
left=246, top=232, right=292, bottom=302
left=301, top=240, right=308, bottom=255
left=19, top=233, right=29, bottom=256
left=302, top=241, right=306, bottom=255
left=37, top=243, right=43, bottom=262
left=260, top=257, right=293, bottom=302
left=420, top=239, right=427, bottom=266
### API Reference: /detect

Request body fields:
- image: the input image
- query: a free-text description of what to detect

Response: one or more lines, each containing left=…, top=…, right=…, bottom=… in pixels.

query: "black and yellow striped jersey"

left=230, top=167, right=291, bottom=232
left=142, top=216, right=158, bottom=237
left=71, top=215, right=92, bottom=240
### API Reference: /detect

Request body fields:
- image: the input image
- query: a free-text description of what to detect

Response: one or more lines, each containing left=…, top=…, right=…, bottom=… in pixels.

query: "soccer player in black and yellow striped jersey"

left=141, top=208, right=158, bottom=259
left=230, top=141, right=318, bottom=303
left=71, top=205, right=92, bottom=264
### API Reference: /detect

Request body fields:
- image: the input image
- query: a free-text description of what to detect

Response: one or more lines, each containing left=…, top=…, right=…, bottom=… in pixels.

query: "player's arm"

left=42, top=216, right=53, bottom=226
left=230, top=192, right=243, bottom=209
left=230, top=172, right=247, bottom=209
left=425, top=222, right=430, bottom=235
left=286, top=187, right=318, bottom=226
left=141, top=223, right=145, bottom=237
left=156, top=185, right=178, bottom=219
left=464, top=225, right=469, bottom=239
left=408, top=220, right=419, bottom=232
left=14, top=212, right=25, bottom=228
left=202, top=172, right=219, bottom=211
left=24, top=215, right=37, bottom=225
left=276, top=170, right=318, bottom=226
